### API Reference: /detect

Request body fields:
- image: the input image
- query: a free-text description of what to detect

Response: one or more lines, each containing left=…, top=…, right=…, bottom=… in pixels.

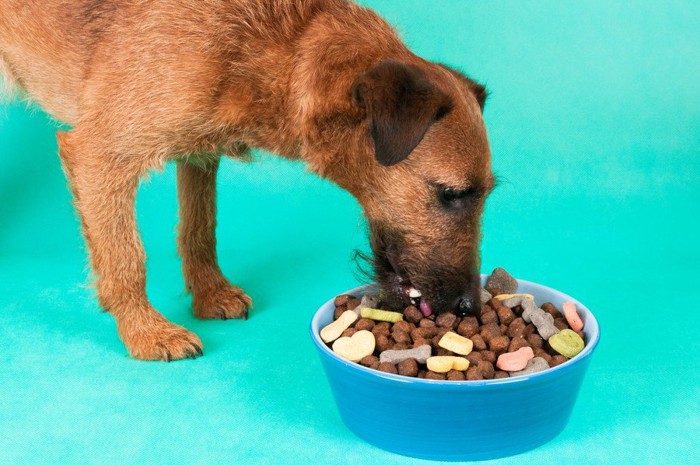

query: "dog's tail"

left=0, top=53, right=20, bottom=101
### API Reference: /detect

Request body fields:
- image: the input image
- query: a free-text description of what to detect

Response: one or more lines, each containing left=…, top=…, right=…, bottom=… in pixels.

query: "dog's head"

left=336, top=60, right=494, bottom=316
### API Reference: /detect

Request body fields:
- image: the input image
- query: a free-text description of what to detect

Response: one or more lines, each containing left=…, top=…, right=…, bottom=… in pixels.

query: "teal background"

left=1, top=0, right=698, bottom=463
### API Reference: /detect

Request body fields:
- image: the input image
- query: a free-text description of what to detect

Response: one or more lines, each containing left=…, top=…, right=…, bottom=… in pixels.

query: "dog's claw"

left=242, top=309, right=248, bottom=320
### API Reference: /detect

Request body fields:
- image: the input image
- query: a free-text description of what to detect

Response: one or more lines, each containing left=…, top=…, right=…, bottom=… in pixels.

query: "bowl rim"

left=309, top=276, right=600, bottom=387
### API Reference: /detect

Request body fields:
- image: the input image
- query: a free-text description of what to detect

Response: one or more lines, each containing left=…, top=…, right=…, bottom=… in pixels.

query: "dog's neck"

left=216, top=1, right=410, bottom=185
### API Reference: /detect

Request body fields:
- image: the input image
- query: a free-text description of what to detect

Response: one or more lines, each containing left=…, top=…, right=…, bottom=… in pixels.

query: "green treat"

left=548, top=329, right=585, bottom=358
left=360, top=307, right=404, bottom=323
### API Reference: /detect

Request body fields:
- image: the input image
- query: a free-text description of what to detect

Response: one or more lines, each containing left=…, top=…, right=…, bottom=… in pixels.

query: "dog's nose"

left=456, top=293, right=479, bottom=316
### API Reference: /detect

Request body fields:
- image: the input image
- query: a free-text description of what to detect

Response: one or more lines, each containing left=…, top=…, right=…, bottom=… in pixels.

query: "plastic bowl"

left=310, top=275, right=600, bottom=461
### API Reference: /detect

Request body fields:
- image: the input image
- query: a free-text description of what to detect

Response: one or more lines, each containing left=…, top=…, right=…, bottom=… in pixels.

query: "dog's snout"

left=456, top=293, right=479, bottom=316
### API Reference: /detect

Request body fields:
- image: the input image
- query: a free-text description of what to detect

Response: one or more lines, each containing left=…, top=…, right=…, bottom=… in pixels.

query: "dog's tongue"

left=419, top=299, right=433, bottom=317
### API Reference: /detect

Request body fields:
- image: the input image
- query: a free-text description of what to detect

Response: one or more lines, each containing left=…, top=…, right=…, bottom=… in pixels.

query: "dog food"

left=438, top=332, right=474, bottom=355
left=321, top=310, right=358, bottom=343
left=562, top=301, right=584, bottom=332
left=331, top=330, right=376, bottom=362
left=321, top=268, right=587, bottom=380
left=360, top=307, right=404, bottom=323
left=548, top=329, right=585, bottom=358
left=427, top=356, right=469, bottom=373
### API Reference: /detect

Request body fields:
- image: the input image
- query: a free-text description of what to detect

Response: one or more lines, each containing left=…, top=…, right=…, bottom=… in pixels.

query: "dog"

left=0, top=0, right=494, bottom=361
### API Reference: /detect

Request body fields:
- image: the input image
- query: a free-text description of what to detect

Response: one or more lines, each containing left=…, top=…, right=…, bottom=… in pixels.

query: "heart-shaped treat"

left=332, top=330, right=376, bottom=362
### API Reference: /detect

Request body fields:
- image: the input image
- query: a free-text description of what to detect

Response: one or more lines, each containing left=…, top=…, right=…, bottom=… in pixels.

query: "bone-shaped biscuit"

left=320, top=310, right=358, bottom=343
left=426, top=356, right=469, bottom=373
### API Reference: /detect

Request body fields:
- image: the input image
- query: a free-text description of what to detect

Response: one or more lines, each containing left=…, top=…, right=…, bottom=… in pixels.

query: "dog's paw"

left=193, top=283, right=253, bottom=320
left=119, top=318, right=203, bottom=361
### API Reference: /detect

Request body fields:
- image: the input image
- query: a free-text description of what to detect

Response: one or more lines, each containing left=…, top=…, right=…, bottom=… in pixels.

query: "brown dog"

left=0, top=0, right=494, bottom=361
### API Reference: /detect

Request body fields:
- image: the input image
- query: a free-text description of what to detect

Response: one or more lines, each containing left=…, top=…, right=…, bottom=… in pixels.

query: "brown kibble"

left=392, top=342, right=412, bottom=350
left=354, top=318, right=375, bottom=332
left=425, top=371, right=446, bottom=380
left=403, top=305, right=423, bottom=324
left=419, top=318, right=436, bottom=328
left=508, top=336, right=530, bottom=352
left=340, top=328, right=357, bottom=338
left=466, top=352, right=483, bottom=366
left=553, top=318, right=570, bottom=331
left=493, top=371, right=510, bottom=379
left=541, top=302, right=560, bottom=319
left=435, top=348, right=453, bottom=356
left=496, top=306, right=516, bottom=325
left=512, top=305, right=524, bottom=317
left=372, top=321, right=391, bottom=334
left=457, top=316, right=480, bottom=338
left=447, top=370, right=466, bottom=381
left=523, top=323, right=536, bottom=337
left=392, top=330, right=411, bottom=344
left=436, top=312, right=458, bottom=329
left=486, top=286, right=504, bottom=297
left=377, top=362, right=398, bottom=374
left=417, top=370, right=427, bottom=378
left=576, top=330, right=585, bottom=341
left=551, top=355, right=569, bottom=367
left=397, top=358, right=419, bottom=377
left=333, top=305, right=347, bottom=320
left=411, top=326, right=438, bottom=341
left=436, top=327, right=451, bottom=338
left=471, top=334, right=487, bottom=351
left=527, top=333, right=544, bottom=349
left=359, top=355, right=379, bottom=368
left=480, top=350, right=497, bottom=364
left=487, top=298, right=502, bottom=310
left=466, top=367, right=484, bottom=380
left=392, top=320, right=411, bottom=333
left=413, top=338, right=430, bottom=348
left=477, top=360, right=495, bottom=379
left=508, top=317, right=526, bottom=338
left=480, top=310, right=498, bottom=325
left=534, top=348, right=553, bottom=365
left=346, top=298, right=361, bottom=310
left=489, top=335, right=510, bottom=354
left=376, top=334, right=393, bottom=352
left=500, top=323, right=508, bottom=334
left=480, top=323, right=502, bottom=342
left=334, top=295, right=351, bottom=306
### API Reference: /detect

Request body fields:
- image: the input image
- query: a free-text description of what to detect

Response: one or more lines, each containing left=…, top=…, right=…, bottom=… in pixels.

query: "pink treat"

left=496, top=347, right=534, bottom=371
left=562, top=301, right=584, bottom=332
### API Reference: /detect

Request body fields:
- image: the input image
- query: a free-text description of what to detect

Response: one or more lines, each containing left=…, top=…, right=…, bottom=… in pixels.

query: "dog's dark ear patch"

left=439, top=64, right=488, bottom=111
left=353, top=60, right=453, bottom=167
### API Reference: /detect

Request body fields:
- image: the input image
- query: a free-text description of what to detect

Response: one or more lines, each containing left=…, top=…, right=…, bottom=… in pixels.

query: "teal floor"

left=1, top=1, right=698, bottom=464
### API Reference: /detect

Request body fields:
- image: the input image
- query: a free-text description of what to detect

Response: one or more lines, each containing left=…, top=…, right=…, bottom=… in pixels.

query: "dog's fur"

left=0, top=0, right=494, bottom=360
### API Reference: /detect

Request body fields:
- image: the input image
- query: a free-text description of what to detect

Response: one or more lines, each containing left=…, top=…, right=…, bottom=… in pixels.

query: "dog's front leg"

left=57, top=131, right=203, bottom=361
left=176, top=157, right=252, bottom=320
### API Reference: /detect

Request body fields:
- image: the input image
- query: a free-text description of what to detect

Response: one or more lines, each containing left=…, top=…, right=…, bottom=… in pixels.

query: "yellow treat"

left=320, top=310, right=358, bottom=343
left=360, top=307, right=404, bottom=323
left=438, top=331, right=473, bottom=355
left=332, top=330, right=376, bottom=362
left=494, top=293, right=535, bottom=301
left=426, top=356, right=469, bottom=373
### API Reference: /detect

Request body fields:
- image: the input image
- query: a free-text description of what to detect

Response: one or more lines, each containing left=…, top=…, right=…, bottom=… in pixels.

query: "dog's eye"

left=439, top=187, right=472, bottom=205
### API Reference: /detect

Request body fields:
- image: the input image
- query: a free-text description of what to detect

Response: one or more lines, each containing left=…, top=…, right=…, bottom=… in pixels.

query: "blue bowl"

left=310, top=276, right=600, bottom=461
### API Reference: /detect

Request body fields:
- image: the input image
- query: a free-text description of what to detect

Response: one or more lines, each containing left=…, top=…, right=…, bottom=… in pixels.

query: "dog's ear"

left=352, top=60, right=453, bottom=167
left=438, top=64, right=488, bottom=111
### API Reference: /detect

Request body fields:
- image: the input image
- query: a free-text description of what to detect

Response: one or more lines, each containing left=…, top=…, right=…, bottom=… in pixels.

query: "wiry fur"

left=0, top=0, right=493, bottom=360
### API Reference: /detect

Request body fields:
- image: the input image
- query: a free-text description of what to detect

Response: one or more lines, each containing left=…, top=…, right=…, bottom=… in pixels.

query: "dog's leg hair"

left=176, top=157, right=252, bottom=320
left=57, top=130, right=203, bottom=361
